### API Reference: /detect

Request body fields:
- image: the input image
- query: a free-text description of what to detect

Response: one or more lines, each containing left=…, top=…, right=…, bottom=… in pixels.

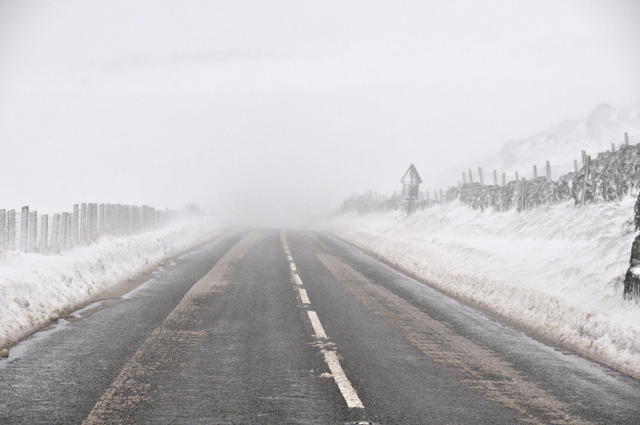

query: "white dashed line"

left=298, top=287, right=311, bottom=305
left=307, top=311, right=327, bottom=339
left=322, top=350, right=364, bottom=409
left=281, top=231, right=364, bottom=410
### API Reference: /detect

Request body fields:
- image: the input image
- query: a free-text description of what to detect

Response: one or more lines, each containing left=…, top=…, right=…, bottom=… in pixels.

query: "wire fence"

left=340, top=132, right=640, bottom=214
left=0, top=203, right=177, bottom=254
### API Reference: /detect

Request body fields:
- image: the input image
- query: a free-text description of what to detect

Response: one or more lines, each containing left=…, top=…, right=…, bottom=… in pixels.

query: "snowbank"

left=0, top=217, right=225, bottom=349
left=329, top=199, right=640, bottom=379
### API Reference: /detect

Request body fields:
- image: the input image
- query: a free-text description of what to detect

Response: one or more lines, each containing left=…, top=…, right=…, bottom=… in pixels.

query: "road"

left=2, top=229, right=640, bottom=424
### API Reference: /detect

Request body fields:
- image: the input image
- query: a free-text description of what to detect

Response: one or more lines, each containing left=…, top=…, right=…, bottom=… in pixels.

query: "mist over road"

left=1, top=230, right=640, bottom=424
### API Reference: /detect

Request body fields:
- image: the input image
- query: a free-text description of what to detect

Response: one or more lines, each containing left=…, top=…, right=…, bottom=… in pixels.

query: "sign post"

left=401, top=164, right=423, bottom=216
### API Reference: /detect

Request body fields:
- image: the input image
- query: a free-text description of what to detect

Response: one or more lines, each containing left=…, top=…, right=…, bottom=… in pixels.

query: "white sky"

left=1, top=0, right=639, bottom=227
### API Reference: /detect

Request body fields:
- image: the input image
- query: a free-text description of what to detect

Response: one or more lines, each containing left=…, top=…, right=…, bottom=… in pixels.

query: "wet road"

left=1, top=229, right=640, bottom=424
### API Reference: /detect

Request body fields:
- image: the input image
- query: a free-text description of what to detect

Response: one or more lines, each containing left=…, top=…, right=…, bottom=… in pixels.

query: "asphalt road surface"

left=2, top=229, right=640, bottom=424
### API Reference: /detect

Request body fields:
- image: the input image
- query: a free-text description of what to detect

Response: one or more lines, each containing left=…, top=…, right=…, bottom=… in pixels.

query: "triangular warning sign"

left=400, top=164, right=422, bottom=184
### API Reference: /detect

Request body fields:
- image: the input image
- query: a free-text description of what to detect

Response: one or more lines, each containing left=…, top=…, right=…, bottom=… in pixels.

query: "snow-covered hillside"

left=329, top=199, right=640, bottom=379
left=473, top=102, right=640, bottom=182
left=0, top=217, right=225, bottom=350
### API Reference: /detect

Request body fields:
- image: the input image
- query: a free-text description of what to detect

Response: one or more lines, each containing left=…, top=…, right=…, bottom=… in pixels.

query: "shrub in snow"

left=624, top=192, right=640, bottom=301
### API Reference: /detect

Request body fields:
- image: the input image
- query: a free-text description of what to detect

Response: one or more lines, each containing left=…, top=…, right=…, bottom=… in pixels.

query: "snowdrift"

left=329, top=199, right=640, bottom=379
left=0, top=217, right=225, bottom=350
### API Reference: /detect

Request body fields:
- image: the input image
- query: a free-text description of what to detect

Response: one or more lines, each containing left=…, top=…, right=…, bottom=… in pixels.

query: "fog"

left=1, top=1, right=639, bottom=228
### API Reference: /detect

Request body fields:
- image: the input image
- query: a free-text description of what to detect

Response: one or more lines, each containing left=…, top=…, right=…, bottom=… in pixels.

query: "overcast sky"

left=1, top=0, right=639, bottom=227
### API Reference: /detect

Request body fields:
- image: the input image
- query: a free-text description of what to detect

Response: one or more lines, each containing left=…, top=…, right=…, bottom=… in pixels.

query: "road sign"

left=401, top=164, right=422, bottom=215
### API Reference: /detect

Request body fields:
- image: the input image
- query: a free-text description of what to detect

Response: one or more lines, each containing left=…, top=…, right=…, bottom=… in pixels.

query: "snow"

left=329, top=198, right=640, bottom=380
left=477, top=102, right=640, bottom=182
left=0, top=217, right=225, bottom=350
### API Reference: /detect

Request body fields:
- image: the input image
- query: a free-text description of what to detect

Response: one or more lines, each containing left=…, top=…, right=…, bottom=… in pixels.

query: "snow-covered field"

left=0, top=217, right=225, bottom=350
left=330, top=198, right=640, bottom=380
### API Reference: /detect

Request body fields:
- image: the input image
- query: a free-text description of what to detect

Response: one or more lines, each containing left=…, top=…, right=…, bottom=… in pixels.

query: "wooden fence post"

left=611, top=143, right=616, bottom=153
left=87, top=204, right=93, bottom=240
left=89, top=203, right=95, bottom=239
left=66, top=213, right=72, bottom=249
left=134, top=206, right=141, bottom=233
left=462, top=172, right=467, bottom=185
left=51, top=213, right=60, bottom=252
left=533, top=165, right=538, bottom=179
left=110, top=204, right=117, bottom=235
left=126, top=205, right=132, bottom=235
left=141, top=206, right=147, bottom=231
left=118, top=204, right=124, bottom=236
left=574, top=159, right=579, bottom=172
left=80, top=203, right=87, bottom=243
left=40, top=214, right=49, bottom=253
left=60, top=212, right=68, bottom=250
left=501, top=172, right=506, bottom=187
left=94, top=203, right=99, bottom=237
left=116, top=205, right=123, bottom=235
left=478, top=167, right=484, bottom=185
left=21, top=206, right=29, bottom=253
left=625, top=132, right=629, bottom=145
left=0, top=209, right=5, bottom=252
left=468, top=169, right=473, bottom=184
left=434, top=191, right=438, bottom=201
left=520, top=178, right=526, bottom=212
left=105, top=204, right=111, bottom=235
left=98, top=204, right=105, bottom=234
left=91, top=203, right=98, bottom=239
left=493, top=170, right=498, bottom=186
left=29, top=211, right=37, bottom=253
left=582, top=150, right=587, bottom=167
left=581, top=155, right=591, bottom=206
left=7, top=210, right=16, bottom=251
left=85, top=204, right=91, bottom=241
left=546, top=161, right=552, bottom=180
left=515, top=171, right=519, bottom=181
left=72, top=204, right=79, bottom=246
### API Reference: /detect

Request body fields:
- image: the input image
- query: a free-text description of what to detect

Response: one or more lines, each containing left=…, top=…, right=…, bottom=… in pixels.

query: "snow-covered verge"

left=0, top=217, right=226, bottom=350
left=329, top=199, right=640, bottom=380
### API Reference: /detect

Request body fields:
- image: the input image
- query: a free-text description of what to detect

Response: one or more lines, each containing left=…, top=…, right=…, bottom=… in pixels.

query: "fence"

left=0, top=203, right=173, bottom=254
left=340, top=132, right=640, bottom=215
left=450, top=132, right=640, bottom=212
left=412, top=132, right=640, bottom=212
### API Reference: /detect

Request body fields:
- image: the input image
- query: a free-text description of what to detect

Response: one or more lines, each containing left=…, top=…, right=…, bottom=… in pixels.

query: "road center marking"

left=322, top=349, right=364, bottom=409
left=298, top=287, right=311, bottom=305
left=281, top=231, right=365, bottom=411
left=307, top=311, right=327, bottom=339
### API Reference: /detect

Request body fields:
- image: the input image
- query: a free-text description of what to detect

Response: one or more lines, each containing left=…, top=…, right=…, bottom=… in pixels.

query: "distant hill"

left=478, top=102, right=640, bottom=182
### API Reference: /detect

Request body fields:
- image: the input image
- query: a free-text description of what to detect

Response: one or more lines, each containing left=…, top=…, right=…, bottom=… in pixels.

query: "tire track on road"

left=82, top=230, right=265, bottom=424
left=316, top=252, right=591, bottom=425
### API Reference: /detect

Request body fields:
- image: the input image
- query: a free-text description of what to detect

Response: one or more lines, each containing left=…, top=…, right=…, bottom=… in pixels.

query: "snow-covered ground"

left=0, top=217, right=225, bottom=350
left=329, top=198, right=640, bottom=380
